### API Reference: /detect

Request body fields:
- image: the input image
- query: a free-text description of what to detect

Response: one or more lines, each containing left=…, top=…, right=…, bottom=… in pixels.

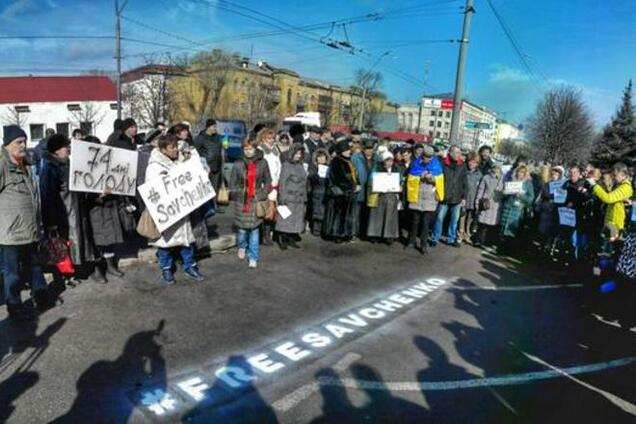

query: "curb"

left=119, top=234, right=237, bottom=268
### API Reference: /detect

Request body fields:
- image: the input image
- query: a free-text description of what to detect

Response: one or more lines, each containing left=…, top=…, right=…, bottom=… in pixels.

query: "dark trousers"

left=2, top=243, right=48, bottom=305
left=477, top=224, right=495, bottom=246
left=409, top=211, right=436, bottom=246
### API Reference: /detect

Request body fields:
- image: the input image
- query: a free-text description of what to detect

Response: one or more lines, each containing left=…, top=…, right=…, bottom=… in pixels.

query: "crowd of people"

left=1, top=117, right=635, bottom=321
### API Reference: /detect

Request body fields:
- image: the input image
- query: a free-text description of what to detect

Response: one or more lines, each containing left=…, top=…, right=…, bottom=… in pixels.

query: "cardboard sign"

left=558, top=207, right=576, bottom=227
left=372, top=173, right=401, bottom=193
left=70, top=140, right=138, bottom=196
left=138, top=159, right=215, bottom=232
left=549, top=181, right=562, bottom=194
left=318, top=164, right=329, bottom=178
left=553, top=188, right=568, bottom=204
left=504, top=181, right=524, bottom=195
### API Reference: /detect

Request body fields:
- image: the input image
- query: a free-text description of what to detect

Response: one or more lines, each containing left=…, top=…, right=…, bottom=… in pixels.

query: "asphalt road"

left=1, top=233, right=635, bottom=423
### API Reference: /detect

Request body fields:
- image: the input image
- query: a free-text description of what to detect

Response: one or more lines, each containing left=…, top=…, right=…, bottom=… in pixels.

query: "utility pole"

left=115, top=0, right=129, bottom=120
left=416, top=61, right=430, bottom=134
left=449, top=0, right=475, bottom=147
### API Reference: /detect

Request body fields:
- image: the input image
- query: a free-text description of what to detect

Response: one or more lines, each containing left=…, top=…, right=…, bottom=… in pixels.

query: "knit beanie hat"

left=3, top=125, right=27, bottom=146
left=47, top=134, right=70, bottom=153
left=121, top=118, right=137, bottom=133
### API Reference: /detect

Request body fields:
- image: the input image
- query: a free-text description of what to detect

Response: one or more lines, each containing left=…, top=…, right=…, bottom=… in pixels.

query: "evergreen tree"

left=591, top=80, right=636, bottom=169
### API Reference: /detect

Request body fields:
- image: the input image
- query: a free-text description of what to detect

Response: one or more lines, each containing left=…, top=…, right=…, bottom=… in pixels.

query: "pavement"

left=1, top=222, right=636, bottom=423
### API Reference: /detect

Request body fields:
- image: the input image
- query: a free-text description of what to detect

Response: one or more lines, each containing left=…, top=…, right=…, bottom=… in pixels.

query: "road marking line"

left=451, top=284, right=583, bottom=291
left=521, top=351, right=636, bottom=416
left=487, top=387, right=518, bottom=416
left=591, top=313, right=636, bottom=333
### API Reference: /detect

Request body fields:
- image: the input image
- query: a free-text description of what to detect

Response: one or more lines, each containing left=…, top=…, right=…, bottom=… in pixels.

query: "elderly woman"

left=458, top=151, right=483, bottom=244
left=474, top=164, right=504, bottom=247
left=276, top=143, right=308, bottom=250
left=367, top=151, right=401, bottom=244
left=499, top=165, right=535, bottom=240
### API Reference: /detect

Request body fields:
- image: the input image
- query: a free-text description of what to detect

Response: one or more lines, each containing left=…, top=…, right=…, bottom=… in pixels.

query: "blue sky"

left=1, top=0, right=633, bottom=126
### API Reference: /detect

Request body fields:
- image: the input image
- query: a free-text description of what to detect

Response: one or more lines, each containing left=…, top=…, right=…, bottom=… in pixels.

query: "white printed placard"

left=318, top=164, right=329, bottom=178
left=277, top=205, right=292, bottom=220
left=553, top=188, right=568, bottom=204
left=372, top=173, right=401, bottom=193
left=558, top=207, right=576, bottom=227
left=549, top=181, right=562, bottom=194
left=70, top=140, right=138, bottom=196
left=504, top=181, right=524, bottom=195
left=138, top=159, right=215, bottom=232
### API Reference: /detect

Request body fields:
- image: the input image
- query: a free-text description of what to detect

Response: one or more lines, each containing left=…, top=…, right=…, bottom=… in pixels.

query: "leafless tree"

left=498, top=138, right=530, bottom=160
left=125, top=58, right=173, bottom=128
left=528, top=86, right=594, bottom=165
left=2, top=106, right=26, bottom=127
left=68, top=102, right=106, bottom=135
left=237, top=81, right=280, bottom=129
left=350, top=68, right=384, bottom=129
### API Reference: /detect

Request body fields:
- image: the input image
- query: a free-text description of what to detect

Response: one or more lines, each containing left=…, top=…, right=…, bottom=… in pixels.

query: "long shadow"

left=182, top=355, right=277, bottom=424
left=0, top=317, right=66, bottom=422
left=52, top=320, right=167, bottom=423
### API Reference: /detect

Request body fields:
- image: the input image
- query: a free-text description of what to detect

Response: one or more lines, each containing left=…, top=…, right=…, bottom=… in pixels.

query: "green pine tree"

left=591, top=80, right=636, bottom=168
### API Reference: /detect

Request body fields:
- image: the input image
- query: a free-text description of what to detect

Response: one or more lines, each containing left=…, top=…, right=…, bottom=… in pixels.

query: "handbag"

left=256, top=200, right=277, bottom=221
left=367, top=192, right=380, bottom=208
left=217, top=183, right=229, bottom=205
left=479, top=198, right=491, bottom=211
left=136, top=209, right=161, bottom=240
left=118, top=201, right=137, bottom=233
left=327, top=185, right=345, bottom=197
left=44, top=230, right=75, bottom=275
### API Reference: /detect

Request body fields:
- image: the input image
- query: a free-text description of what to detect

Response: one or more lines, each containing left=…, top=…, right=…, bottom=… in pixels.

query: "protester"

left=474, top=164, right=504, bottom=247
left=367, top=151, right=401, bottom=244
left=145, top=135, right=206, bottom=284
left=589, top=162, right=634, bottom=233
left=307, top=148, right=330, bottom=236
left=275, top=132, right=292, bottom=162
left=257, top=128, right=281, bottom=246
left=276, top=144, right=308, bottom=250
left=106, top=119, right=123, bottom=145
left=1, top=125, right=53, bottom=320
left=458, top=152, right=482, bottom=244
left=562, top=165, right=591, bottom=261
left=108, top=118, right=137, bottom=151
left=155, top=121, right=167, bottom=135
left=71, top=128, right=85, bottom=143
left=34, top=128, right=56, bottom=176
left=431, top=145, right=466, bottom=248
left=40, top=134, right=104, bottom=285
left=323, top=142, right=360, bottom=243
left=351, top=139, right=375, bottom=238
left=304, top=126, right=327, bottom=173
left=229, top=138, right=272, bottom=268
left=478, top=145, right=494, bottom=174
left=406, top=144, right=443, bottom=254
left=194, top=119, right=225, bottom=216
left=500, top=165, right=535, bottom=241
left=537, top=165, right=565, bottom=253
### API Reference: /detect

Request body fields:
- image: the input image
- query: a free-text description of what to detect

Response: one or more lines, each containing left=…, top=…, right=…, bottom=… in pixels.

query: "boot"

left=288, top=235, right=301, bottom=249
left=88, top=266, right=108, bottom=284
left=34, top=290, right=55, bottom=312
left=262, top=224, right=273, bottom=246
left=105, top=256, right=124, bottom=278
left=7, top=303, right=35, bottom=321
left=278, top=234, right=288, bottom=251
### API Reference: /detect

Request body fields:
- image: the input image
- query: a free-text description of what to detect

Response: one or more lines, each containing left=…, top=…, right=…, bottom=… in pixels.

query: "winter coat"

left=592, top=179, right=633, bottom=231
left=465, top=168, right=483, bottom=211
left=351, top=152, right=375, bottom=203
left=367, top=165, right=400, bottom=239
left=0, top=147, right=40, bottom=245
left=323, top=155, right=358, bottom=238
left=308, top=148, right=330, bottom=221
left=40, top=152, right=97, bottom=264
left=409, top=176, right=439, bottom=212
left=537, top=182, right=558, bottom=236
left=480, top=157, right=494, bottom=175
left=193, top=131, right=224, bottom=173
left=441, top=156, right=467, bottom=205
left=276, top=145, right=308, bottom=234
left=145, top=148, right=196, bottom=249
left=303, top=138, right=327, bottom=174
left=229, top=151, right=272, bottom=229
left=259, top=143, right=282, bottom=200
left=475, top=172, right=504, bottom=226
left=107, top=133, right=137, bottom=151
left=500, top=179, right=534, bottom=237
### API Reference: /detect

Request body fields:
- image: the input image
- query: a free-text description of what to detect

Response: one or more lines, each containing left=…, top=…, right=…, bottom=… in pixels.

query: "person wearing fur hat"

left=367, top=151, right=401, bottom=244
left=1, top=126, right=54, bottom=320
left=323, top=142, right=360, bottom=242
left=40, top=134, right=104, bottom=286
left=308, top=148, right=331, bottom=236
left=275, top=144, right=308, bottom=250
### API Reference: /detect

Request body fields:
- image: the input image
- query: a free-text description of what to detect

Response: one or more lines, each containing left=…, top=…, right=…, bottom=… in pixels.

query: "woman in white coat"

left=146, top=135, right=206, bottom=284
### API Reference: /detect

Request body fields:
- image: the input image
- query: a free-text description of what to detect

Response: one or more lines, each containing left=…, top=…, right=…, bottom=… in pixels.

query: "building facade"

left=0, top=76, right=118, bottom=147
left=397, top=104, right=421, bottom=133
left=494, top=120, right=525, bottom=151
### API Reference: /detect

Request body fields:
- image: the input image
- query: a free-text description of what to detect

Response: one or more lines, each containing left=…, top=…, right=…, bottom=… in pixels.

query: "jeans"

left=432, top=203, right=462, bottom=244
left=156, top=245, right=196, bottom=271
left=238, top=227, right=260, bottom=261
left=2, top=244, right=48, bottom=305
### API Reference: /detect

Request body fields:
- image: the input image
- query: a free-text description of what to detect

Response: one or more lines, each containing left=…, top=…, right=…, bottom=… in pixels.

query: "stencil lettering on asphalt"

left=129, top=277, right=448, bottom=418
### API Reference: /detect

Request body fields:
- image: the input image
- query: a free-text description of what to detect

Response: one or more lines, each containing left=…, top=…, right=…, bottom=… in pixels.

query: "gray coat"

left=367, top=167, right=400, bottom=239
left=475, top=173, right=504, bottom=226
left=0, top=147, right=39, bottom=245
left=229, top=151, right=272, bottom=229
left=408, top=178, right=439, bottom=212
left=276, top=146, right=308, bottom=234
left=465, top=168, right=483, bottom=211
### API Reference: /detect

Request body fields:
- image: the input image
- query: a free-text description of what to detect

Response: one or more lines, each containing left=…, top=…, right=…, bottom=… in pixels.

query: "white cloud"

left=1, top=0, right=57, bottom=19
left=63, top=41, right=113, bottom=61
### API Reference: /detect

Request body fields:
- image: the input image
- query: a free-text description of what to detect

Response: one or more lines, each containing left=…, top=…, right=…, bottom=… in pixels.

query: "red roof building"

left=0, top=76, right=116, bottom=104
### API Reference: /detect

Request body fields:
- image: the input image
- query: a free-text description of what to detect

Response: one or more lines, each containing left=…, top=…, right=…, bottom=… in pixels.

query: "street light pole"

left=115, top=0, right=129, bottom=120
left=449, top=0, right=475, bottom=147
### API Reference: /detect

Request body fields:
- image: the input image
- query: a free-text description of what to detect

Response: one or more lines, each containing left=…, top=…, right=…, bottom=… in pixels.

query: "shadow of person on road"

left=182, top=355, right=277, bottom=424
left=310, top=368, right=360, bottom=423
left=52, top=320, right=167, bottom=423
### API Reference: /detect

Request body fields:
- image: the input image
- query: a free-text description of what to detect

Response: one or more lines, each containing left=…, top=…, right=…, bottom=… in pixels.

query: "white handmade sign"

left=504, top=181, right=524, bottom=195
left=553, top=188, right=568, bottom=204
left=372, top=173, right=401, bottom=193
left=70, top=140, right=138, bottom=196
left=558, top=207, right=576, bottom=227
left=138, top=159, right=215, bottom=232
left=318, top=164, right=329, bottom=178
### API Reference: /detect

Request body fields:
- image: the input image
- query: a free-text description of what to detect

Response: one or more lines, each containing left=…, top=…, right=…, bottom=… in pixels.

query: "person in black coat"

left=322, top=142, right=360, bottom=242
left=308, top=148, right=331, bottom=236
left=431, top=145, right=467, bottom=248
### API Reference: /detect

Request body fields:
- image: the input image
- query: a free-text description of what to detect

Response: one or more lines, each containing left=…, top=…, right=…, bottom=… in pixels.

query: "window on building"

left=429, top=120, right=434, bottom=126
left=30, top=124, right=44, bottom=140
left=436, top=131, right=441, bottom=138
left=56, top=123, right=69, bottom=135
left=428, top=131, right=433, bottom=136
left=430, top=110, right=436, bottom=116
left=438, top=111, right=443, bottom=117
left=14, top=105, right=30, bottom=113
left=437, top=121, right=442, bottom=127
left=443, top=132, right=449, bottom=138
left=109, top=103, right=117, bottom=110
left=446, top=111, right=451, bottom=118
left=67, top=104, right=81, bottom=112
left=287, top=89, right=292, bottom=105
left=80, top=121, right=92, bottom=135
left=444, top=122, right=450, bottom=128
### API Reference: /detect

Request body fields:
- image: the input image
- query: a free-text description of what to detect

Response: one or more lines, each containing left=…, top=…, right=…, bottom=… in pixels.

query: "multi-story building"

left=494, top=119, right=525, bottom=151
left=397, top=104, right=421, bottom=133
